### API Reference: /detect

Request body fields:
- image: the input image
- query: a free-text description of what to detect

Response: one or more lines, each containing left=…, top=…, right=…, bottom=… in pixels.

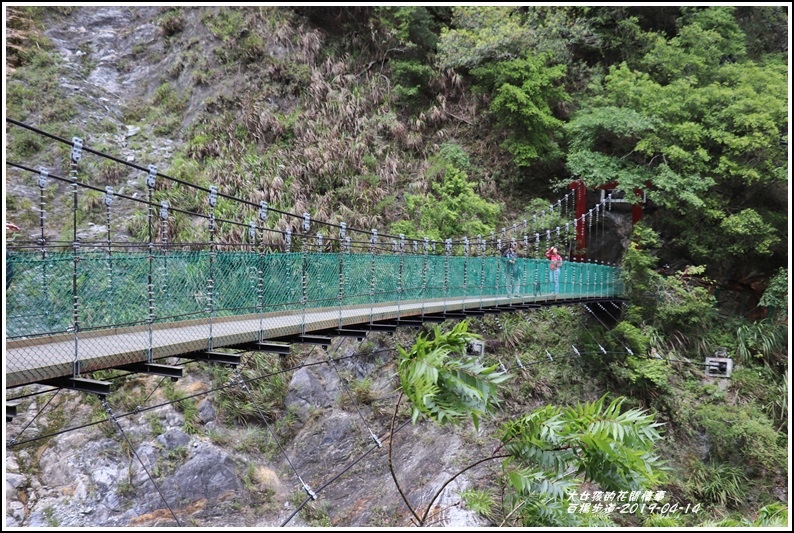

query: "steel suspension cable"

left=101, top=397, right=182, bottom=526
left=279, top=418, right=412, bottom=527
left=233, top=366, right=316, bottom=500
left=7, top=389, right=60, bottom=446
left=583, top=302, right=636, bottom=356
left=5, top=119, right=426, bottom=248
left=322, top=339, right=383, bottom=448
left=7, top=119, right=594, bottom=257
left=586, top=302, right=710, bottom=368
left=8, top=348, right=398, bottom=448
left=6, top=387, right=59, bottom=402
left=7, top=157, right=585, bottom=265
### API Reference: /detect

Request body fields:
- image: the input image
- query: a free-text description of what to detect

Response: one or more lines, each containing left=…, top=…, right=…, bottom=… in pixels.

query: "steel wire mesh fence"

left=5, top=119, right=624, bottom=391
left=8, top=250, right=624, bottom=337
left=6, top=249, right=624, bottom=388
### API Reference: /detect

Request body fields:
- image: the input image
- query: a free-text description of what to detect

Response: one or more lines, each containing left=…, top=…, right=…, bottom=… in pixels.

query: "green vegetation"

left=3, top=5, right=787, bottom=527
left=391, top=145, right=500, bottom=241
left=211, top=352, right=289, bottom=431
left=491, top=395, right=667, bottom=526
left=158, top=7, right=185, bottom=37
left=396, top=321, right=510, bottom=429
left=686, top=461, right=748, bottom=508
left=391, top=322, right=670, bottom=527
left=42, top=506, right=60, bottom=527
left=162, top=380, right=201, bottom=434
left=471, top=52, right=569, bottom=166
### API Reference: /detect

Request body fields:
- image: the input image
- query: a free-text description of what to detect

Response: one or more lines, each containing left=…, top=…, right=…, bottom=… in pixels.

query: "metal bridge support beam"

left=39, top=377, right=112, bottom=396
left=115, top=362, right=183, bottom=380
left=7, top=402, right=20, bottom=422
left=273, top=335, right=332, bottom=348
left=249, top=342, right=291, bottom=355
left=181, top=350, right=242, bottom=366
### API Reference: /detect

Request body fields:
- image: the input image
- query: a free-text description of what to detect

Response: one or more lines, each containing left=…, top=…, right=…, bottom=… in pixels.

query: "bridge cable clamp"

left=302, top=482, right=317, bottom=500
left=70, top=137, right=83, bottom=163
left=38, top=167, right=49, bottom=188
left=146, top=165, right=157, bottom=188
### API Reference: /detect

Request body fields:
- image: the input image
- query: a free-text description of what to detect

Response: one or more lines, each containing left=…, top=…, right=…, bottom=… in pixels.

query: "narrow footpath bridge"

left=5, top=117, right=629, bottom=527
left=5, top=117, right=624, bottom=408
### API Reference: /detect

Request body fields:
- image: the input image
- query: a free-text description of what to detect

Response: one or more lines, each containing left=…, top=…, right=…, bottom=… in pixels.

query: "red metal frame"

left=568, top=180, right=646, bottom=261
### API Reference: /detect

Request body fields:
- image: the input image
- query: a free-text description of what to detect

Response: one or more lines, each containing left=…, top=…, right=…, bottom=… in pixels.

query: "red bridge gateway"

left=569, top=179, right=647, bottom=262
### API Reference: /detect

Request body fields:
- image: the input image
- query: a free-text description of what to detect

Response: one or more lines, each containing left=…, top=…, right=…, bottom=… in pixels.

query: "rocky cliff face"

left=6, top=334, right=497, bottom=527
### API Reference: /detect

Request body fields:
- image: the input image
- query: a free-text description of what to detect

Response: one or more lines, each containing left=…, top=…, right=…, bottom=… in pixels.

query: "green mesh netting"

left=6, top=250, right=624, bottom=338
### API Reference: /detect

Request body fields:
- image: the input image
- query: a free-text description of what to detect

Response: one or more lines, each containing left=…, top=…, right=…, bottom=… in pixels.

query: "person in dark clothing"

left=502, top=242, right=519, bottom=296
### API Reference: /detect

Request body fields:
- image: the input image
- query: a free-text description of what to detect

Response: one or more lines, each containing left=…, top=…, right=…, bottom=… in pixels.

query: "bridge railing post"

left=495, top=237, right=502, bottom=301
left=444, top=238, right=451, bottom=313
left=207, top=185, right=218, bottom=351
left=337, top=223, right=346, bottom=330
left=584, top=259, right=593, bottom=298
left=555, top=226, right=569, bottom=298
left=37, top=168, right=50, bottom=325
left=369, top=229, right=377, bottom=325
left=70, top=137, right=82, bottom=377
left=598, top=261, right=606, bottom=298
left=104, top=186, right=115, bottom=323
left=533, top=232, right=540, bottom=302
left=159, top=200, right=169, bottom=314
left=509, top=237, right=517, bottom=299
left=478, top=235, right=485, bottom=310
left=421, top=236, right=428, bottom=318
left=397, top=234, right=404, bottom=320
left=257, top=202, right=268, bottom=343
left=301, top=213, right=310, bottom=335
left=463, top=236, right=469, bottom=302
left=596, top=261, right=601, bottom=298
left=521, top=235, right=528, bottom=304
left=145, top=165, right=157, bottom=363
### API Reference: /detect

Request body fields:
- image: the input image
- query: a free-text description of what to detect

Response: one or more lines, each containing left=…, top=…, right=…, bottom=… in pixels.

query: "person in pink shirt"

left=545, top=246, right=562, bottom=294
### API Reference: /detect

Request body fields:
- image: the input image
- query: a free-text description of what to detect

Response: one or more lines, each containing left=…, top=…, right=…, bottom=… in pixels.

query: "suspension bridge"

left=5, top=117, right=625, bottom=398
left=5, top=117, right=633, bottom=526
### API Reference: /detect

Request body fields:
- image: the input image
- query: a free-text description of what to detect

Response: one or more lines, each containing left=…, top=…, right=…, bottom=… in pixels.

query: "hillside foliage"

left=4, top=5, right=789, bottom=527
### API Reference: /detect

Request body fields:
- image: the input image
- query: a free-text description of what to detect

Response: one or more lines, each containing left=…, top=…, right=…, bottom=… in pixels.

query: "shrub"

left=686, top=460, right=747, bottom=507
left=693, top=403, right=786, bottom=475
left=159, top=8, right=185, bottom=37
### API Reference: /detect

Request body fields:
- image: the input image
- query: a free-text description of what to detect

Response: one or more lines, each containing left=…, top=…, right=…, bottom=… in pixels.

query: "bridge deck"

left=6, top=293, right=610, bottom=388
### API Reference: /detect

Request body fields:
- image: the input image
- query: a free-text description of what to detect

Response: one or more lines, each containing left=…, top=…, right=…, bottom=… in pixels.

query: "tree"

left=374, top=7, right=448, bottom=109
left=389, top=321, right=510, bottom=525
left=757, top=267, right=788, bottom=321
left=563, top=7, right=787, bottom=277
left=436, top=6, right=531, bottom=71
left=391, top=155, right=500, bottom=241
left=471, top=52, right=569, bottom=166
left=389, top=321, right=669, bottom=527
left=491, top=395, right=668, bottom=526
left=618, top=224, right=720, bottom=359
